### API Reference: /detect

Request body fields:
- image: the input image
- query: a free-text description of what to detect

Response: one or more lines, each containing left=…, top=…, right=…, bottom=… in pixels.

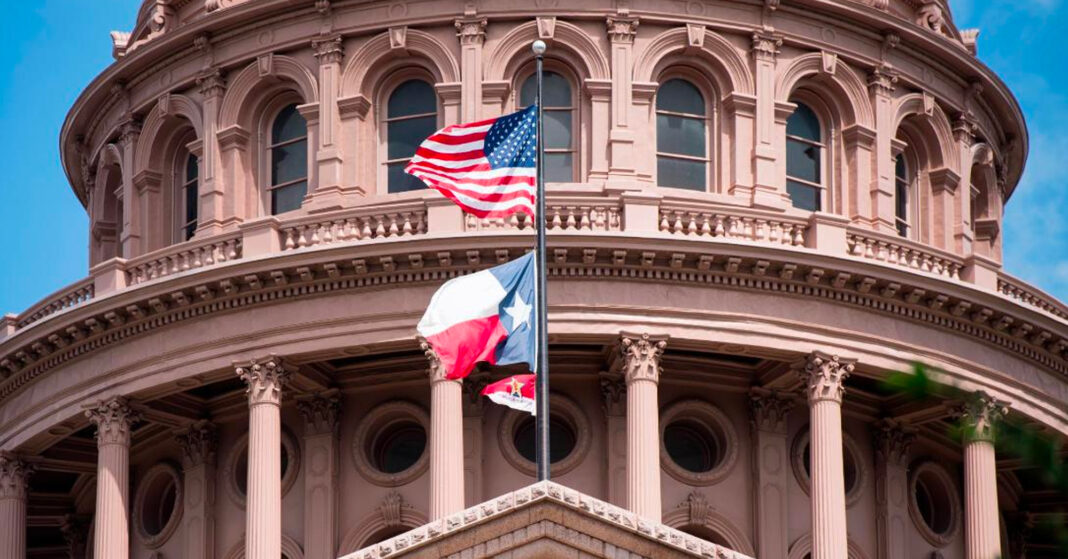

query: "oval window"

left=371, top=421, right=427, bottom=474
left=513, top=414, right=576, bottom=464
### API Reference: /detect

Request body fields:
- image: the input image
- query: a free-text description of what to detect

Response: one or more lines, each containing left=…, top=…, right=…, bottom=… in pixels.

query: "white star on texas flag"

left=503, top=293, right=532, bottom=332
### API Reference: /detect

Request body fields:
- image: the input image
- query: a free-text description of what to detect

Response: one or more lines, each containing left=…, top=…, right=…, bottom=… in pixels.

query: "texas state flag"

left=417, top=252, right=536, bottom=379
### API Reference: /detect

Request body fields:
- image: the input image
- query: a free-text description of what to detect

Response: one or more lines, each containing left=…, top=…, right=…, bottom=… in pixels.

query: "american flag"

left=405, top=105, right=537, bottom=218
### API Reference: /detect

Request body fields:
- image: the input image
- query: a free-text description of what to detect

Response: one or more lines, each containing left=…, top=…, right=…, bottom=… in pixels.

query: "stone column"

left=797, top=351, right=855, bottom=559
left=297, top=390, right=340, bottom=559
left=454, top=11, right=486, bottom=123
left=195, top=69, right=228, bottom=235
left=605, top=13, right=639, bottom=185
left=600, top=372, right=627, bottom=508
left=957, top=393, right=1008, bottom=559
left=750, top=388, right=795, bottom=559
left=874, top=419, right=915, bottom=559
left=751, top=30, right=786, bottom=209
left=175, top=420, right=218, bottom=559
left=235, top=357, right=291, bottom=559
left=619, top=332, right=667, bottom=521
left=309, top=35, right=348, bottom=210
left=118, top=120, right=142, bottom=257
left=0, top=452, right=33, bottom=559
left=953, top=115, right=978, bottom=254
left=85, top=396, right=141, bottom=559
left=421, top=341, right=464, bottom=520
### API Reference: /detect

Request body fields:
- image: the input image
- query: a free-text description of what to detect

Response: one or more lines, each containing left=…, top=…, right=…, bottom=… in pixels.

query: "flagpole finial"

left=531, top=40, right=547, bottom=56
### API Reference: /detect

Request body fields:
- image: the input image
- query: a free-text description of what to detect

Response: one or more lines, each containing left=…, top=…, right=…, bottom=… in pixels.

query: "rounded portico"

left=0, top=1, right=1064, bottom=558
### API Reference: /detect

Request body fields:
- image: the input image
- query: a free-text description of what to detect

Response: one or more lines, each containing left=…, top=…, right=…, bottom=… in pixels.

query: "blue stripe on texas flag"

left=490, top=251, right=536, bottom=369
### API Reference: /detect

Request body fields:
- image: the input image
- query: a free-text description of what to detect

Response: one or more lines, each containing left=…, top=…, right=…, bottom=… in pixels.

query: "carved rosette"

left=297, top=390, right=341, bottom=435
left=454, top=17, right=487, bottom=46
left=606, top=16, right=639, bottom=44
left=751, top=31, right=782, bottom=61
left=749, top=388, right=795, bottom=433
left=175, top=420, right=218, bottom=467
left=873, top=419, right=915, bottom=465
left=954, top=392, right=1009, bottom=443
left=0, top=452, right=34, bottom=500
left=85, top=396, right=142, bottom=446
left=235, top=357, right=291, bottom=406
left=796, top=351, right=854, bottom=404
left=312, top=35, right=344, bottom=65
left=419, top=338, right=452, bottom=384
left=618, top=333, right=667, bottom=385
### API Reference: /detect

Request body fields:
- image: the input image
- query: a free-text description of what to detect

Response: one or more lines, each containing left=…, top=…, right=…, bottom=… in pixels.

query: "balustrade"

left=125, top=235, right=242, bottom=286
left=847, top=230, right=963, bottom=281
left=278, top=208, right=427, bottom=251
left=998, top=275, right=1068, bottom=320
left=658, top=206, right=808, bottom=247
left=14, top=279, right=95, bottom=329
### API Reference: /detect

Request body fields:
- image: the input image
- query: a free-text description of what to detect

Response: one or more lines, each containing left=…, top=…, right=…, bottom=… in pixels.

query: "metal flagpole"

left=531, top=39, right=551, bottom=482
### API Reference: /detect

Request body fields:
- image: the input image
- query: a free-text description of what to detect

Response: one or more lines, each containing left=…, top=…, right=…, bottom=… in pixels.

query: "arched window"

left=177, top=153, right=198, bottom=241
left=785, top=102, right=823, bottom=211
left=894, top=153, right=911, bottom=237
left=268, top=104, right=308, bottom=214
left=656, top=79, right=708, bottom=191
left=520, top=71, right=575, bottom=183
left=386, top=80, right=437, bottom=193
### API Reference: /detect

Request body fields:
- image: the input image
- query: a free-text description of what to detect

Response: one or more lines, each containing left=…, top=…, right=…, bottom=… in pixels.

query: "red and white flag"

left=481, top=374, right=536, bottom=415
left=405, top=106, right=537, bottom=218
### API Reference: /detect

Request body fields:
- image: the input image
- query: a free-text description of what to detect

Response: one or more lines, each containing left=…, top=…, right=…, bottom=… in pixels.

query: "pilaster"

left=421, top=340, right=464, bottom=520
left=0, top=452, right=34, bottom=559
left=600, top=371, right=627, bottom=508
left=617, top=332, right=667, bottom=521
left=85, top=396, right=141, bottom=559
left=873, top=419, right=915, bottom=559
left=297, top=390, right=341, bottom=559
left=119, top=119, right=143, bottom=256
left=869, top=66, right=899, bottom=232
left=953, top=114, right=978, bottom=254
left=307, top=35, right=350, bottom=210
left=455, top=9, right=487, bottom=122
left=750, top=388, right=794, bottom=559
left=461, top=374, right=488, bottom=507
left=605, top=12, right=639, bottom=184
left=196, top=69, right=230, bottom=234
left=751, top=31, right=787, bottom=209
left=175, top=420, right=218, bottom=559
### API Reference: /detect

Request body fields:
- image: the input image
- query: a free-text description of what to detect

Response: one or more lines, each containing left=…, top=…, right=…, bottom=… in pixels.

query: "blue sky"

left=0, top=1, right=1065, bottom=314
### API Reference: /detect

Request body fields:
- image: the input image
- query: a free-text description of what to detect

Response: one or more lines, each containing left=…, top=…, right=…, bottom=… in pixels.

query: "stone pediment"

left=341, top=482, right=752, bottom=559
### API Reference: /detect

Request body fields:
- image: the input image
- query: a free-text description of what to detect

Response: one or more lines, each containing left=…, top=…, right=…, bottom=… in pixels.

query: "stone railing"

left=125, top=233, right=243, bottom=286
left=658, top=203, right=808, bottom=247
left=13, top=278, right=95, bottom=329
left=463, top=196, right=623, bottom=232
left=278, top=202, right=428, bottom=251
left=846, top=228, right=964, bottom=281
left=998, top=273, right=1068, bottom=321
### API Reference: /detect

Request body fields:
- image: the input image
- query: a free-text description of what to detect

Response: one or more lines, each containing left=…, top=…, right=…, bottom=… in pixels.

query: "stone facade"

left=0, top=1, right=1063, bottom=559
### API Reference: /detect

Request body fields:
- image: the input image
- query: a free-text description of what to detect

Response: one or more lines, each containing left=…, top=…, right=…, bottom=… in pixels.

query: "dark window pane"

left=896, top=180, right=909, bottom=220
left=374, top=424, right=426, bottom=474
left=658, top=156, right=706, bottom=191
left=520, top=71, right=571, bottom=108
left=664, top=421, right=718, bottom=473
left=184, top=183, right=197, bottom=224
left=544, top=153, right=573, bottom=183
left=185, top=154, right=198, bottom=182
left=271, top=139, right=308, bottom=186
left=388, top=162, right=425, bottom=192
left=657, top=79, right=705, bottom=115
left=657, top=114, right=706, bottom=158
left=387, top=115, right=437, bottom=160
left=184, top=222, right=196, bottom=241
left=787, top=180, right=821, bottom=211
left=785, top=139, right=820, bottom=184
left=271, top=181, right=307, bottom=215
left=544, top=110, right=572, bottom=149
left=895, top=154, right=907, bottom=181
left=786, top=102, right=821, bottom=140
left=272, top=104, right=306, bottom=144
left=514, top=416, right=576, bottom=464
left=387, top=80, right=436, bottom=118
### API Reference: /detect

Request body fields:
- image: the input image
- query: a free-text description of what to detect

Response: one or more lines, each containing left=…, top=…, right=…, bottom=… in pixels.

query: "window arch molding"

left=782, top=89, right=838, bottom=213
left=513, top=60, right=583, bottom=183
left=634, top=27, right=753, bottom=96
left=341, top=29, right=459, bottom=100
left=891, top=93, right=959, bottom=173
left=486, top=20, right=610, bottom=83
left=775, top=53, right=874, bottom=130
left=652, top=66, right=720, bottom=192
left=375, top=68, right=442, bottom=194
left=90, top=143, right=125, bottom=264
left=661, top=492, right=755, bottom=556
left=218, top=55, right=318, bottom=131
left=338, top=494, right=428, bottom=555
left=134, top=94, right=203, bottom=176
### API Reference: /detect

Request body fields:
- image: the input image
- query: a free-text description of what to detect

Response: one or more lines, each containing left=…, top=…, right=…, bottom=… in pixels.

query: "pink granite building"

left=0, top=0, right=1064, bottom=558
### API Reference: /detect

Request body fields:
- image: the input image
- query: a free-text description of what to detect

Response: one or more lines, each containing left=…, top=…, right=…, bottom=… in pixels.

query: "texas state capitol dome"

left=0, top=0, right=1062, bottom=558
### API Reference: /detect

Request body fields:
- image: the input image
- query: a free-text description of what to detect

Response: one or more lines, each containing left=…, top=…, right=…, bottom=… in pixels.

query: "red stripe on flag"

left=424, top=315, right=508, bottom=380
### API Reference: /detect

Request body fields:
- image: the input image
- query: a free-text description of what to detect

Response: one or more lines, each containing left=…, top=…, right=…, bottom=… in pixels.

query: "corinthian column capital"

left=175, top=420, right=218, bottom=468
left=618, top=332, right=668, bottom=385
left=296, top=389, right=341, bottom=435
left=85, top=396, right=141, bottom=446
left=419, top=338, right=453, bottom=384
left=749, top=387, right=795, bottom=433
left=954, top=391, right=1009, bottom=443
left=873, top=419, right=915, bottom=465
left=235, top=356, right=291, bottom=406
left=796, top=351, right=855, bottom=404
left=0, top=452, right=34, bottom=500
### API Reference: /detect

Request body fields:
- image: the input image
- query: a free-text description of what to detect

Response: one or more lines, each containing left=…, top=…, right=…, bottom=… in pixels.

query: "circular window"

left=353, top=401, right=430, bottom=486
left=498, top=394, right=590, bottom=477
left=791, top=429, right=867, bottom=507
left=660, top=400, right=738, bottom=485
left=908, top=461, right=961, bottom=546
left=224, top=428, right=301, bottom=508
left=134, top=462, right=183, bottom=548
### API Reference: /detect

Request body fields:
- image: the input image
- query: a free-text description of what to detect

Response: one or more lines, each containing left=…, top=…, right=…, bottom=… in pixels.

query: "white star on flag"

left=503, top=294, right=532, bottom=332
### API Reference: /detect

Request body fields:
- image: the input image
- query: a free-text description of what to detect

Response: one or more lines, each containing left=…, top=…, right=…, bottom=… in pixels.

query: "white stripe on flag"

left=416, top=269, right=506, bottom=337
left=486, top=392, right=536, bottom=415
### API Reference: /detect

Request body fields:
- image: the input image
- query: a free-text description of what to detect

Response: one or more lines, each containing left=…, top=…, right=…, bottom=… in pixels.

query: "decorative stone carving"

left=599, top=371, right=626, bottom=416
left=379, top=491, right=406, bottom=528
left=606, top=16, right=639, bottom=43
left=419, top=338, right=450, bottom=382
left=175, top=420, right=217, bottom=467
left=953, top=391, right=1009, bottom=443
left=683, top=491, right=711, bottom=525
left=617, top=333, right=667, bottom=384
left=750, top=387, right=795, bottom=433
left=873, top=419, right=915, bottom=465
left=85, top=396, right=141, bottom=445
left=460, top=372, right=490, bottom=415
left=196, top=69, right=226, bottom=98
left=916, top=1, right=944, bottom=34
left=235, top=356, right=290, bottom=406
left=751, top=31, right=782, bottom=61
left=119, top=119, right=142, bottom=148
left=536, top=16, right=556, bottom=39
left=454, top=16, right=487, bottom=46
left=868, top=67, right=898, bottom=95
left=0, top=452, right=33, bottom=499
left=312, top=35, right=344, bottom=64
left=296, top=389, right=341, bottom=435
left=389, top=26, right=407, bottom=50
left=796, top=351, right=854, bottom=404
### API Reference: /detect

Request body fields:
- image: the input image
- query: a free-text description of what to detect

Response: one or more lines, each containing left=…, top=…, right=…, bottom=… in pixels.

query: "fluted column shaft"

left=959, top=394, right=1007, bottom=559
left=422, top=341, right=464, bottom=520
left=86, top=397, right=140, bottom=559
left=0, top=453, right=33, bottom=559
left=236, top=357, right=290, bottom=559
left=799, top=352, right=855, bottom=559
left=619, top=333, right=667, bottom=522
